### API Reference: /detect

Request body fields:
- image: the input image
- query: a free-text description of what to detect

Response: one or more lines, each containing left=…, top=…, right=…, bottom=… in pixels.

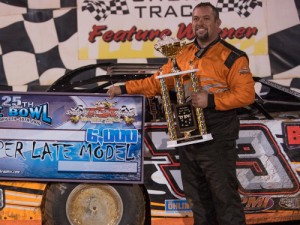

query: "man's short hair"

left=194, top=2, right=220, bottom=20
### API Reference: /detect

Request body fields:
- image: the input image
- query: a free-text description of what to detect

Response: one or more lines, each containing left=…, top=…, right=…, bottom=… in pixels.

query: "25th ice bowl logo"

left=0, top=95, right=52, bottom=126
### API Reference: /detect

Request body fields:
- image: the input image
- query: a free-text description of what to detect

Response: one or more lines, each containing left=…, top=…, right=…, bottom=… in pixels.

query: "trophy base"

left=167, top=133, right=213, bottom=148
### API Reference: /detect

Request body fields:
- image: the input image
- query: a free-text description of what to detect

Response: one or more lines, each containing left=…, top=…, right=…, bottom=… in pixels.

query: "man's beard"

left=196, top=32, right=209, bottom=42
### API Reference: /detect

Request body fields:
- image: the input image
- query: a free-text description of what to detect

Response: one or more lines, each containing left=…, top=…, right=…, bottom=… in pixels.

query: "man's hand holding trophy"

left=154, top=35, right=213, bottom=148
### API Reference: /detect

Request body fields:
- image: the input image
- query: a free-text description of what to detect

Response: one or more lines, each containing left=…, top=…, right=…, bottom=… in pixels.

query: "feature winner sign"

left=78, top=0, right=267, bottom=59
left=0, top=91, right=144, bottom=183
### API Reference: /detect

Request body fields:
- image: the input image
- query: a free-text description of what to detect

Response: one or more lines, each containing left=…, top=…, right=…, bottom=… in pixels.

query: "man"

left=107, top=2, right=255, bottom=225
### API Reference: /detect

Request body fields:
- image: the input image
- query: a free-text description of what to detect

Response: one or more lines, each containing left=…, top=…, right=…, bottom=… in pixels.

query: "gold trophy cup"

left=154, top=35, right=213, bottom=148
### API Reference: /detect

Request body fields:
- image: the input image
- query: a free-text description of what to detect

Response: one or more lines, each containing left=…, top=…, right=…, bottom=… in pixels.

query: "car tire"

left=42, top=183, right=146, bottom=225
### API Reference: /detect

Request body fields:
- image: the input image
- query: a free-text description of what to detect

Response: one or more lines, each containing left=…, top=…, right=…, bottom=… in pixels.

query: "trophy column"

left=190, top=69, right=207, bottom=136
left=158, top=71, right=177, bottom=141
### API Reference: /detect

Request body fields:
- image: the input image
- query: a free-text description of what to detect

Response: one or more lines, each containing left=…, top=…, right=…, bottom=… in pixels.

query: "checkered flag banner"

left=216, top=0, right=262, bottom=18
left=82, top=0, right=129, bottom=21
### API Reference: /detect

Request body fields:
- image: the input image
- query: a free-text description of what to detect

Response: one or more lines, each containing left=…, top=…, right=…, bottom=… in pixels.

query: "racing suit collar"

left=194, top=36, right=221, bottom=59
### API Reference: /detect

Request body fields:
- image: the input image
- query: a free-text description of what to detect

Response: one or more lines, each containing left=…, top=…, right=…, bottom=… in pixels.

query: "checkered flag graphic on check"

left=216, top=0, right=262, bottom=18
left=82, top=0, right=129, bottom=21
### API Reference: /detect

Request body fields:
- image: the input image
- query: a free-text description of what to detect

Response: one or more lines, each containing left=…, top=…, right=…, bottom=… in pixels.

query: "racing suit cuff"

left=207, top=94, right=215, bottom=108
left=120, top=85, right=127, bottom=94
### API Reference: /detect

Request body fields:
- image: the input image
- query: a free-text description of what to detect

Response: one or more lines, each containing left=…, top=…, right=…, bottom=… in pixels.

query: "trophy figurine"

left=154, top=35, right=213, bottom=148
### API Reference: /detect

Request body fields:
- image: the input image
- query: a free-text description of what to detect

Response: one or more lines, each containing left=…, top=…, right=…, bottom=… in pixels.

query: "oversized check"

left=0, top=91, right=145, bottom=183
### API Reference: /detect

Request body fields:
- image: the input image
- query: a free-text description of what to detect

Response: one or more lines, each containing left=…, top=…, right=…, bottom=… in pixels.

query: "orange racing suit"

left=125, top=37, right=254, bottom=110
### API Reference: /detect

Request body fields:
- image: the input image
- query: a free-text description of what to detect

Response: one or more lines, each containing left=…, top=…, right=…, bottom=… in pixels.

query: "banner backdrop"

left=77, top=0, right=267, bottom=59
left=0, top=92, right=144, bottom=183
left=0, top=0, right=299, bottom=94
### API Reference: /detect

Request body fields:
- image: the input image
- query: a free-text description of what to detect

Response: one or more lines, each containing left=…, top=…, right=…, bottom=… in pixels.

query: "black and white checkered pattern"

left=0, top=0, right=76, bottom=9
left=0, top=1, right=101, bottom=91
left=216, top=0, right=262, bottom=18
left=0, top=8, right=82, bottom=87
left=82, top=0, right=129, bottom=21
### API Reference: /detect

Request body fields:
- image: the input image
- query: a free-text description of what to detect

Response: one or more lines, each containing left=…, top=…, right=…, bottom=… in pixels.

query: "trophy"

left=154, top=35, right=213, bottom=148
